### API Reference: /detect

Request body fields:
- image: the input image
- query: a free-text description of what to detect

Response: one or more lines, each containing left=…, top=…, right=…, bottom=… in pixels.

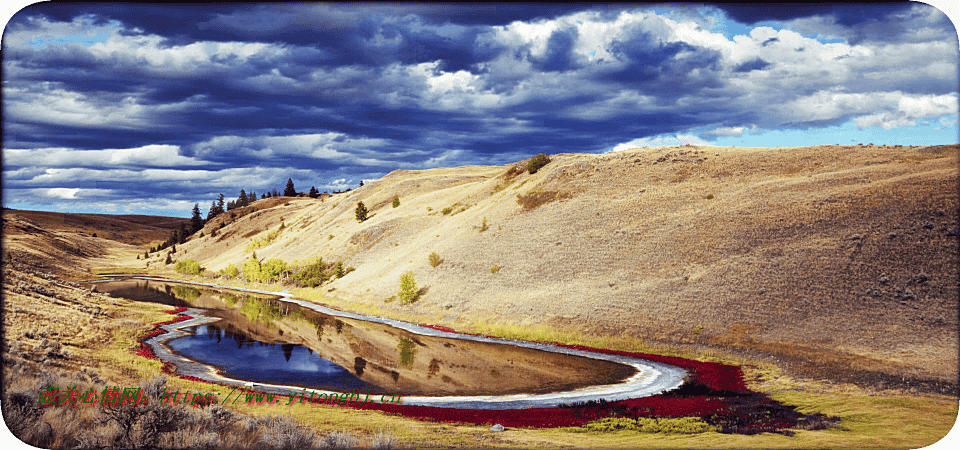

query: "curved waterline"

left=128, top=276, right=687, bottom=409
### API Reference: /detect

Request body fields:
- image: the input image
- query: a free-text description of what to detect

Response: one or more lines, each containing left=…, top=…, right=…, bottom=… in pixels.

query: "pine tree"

left=238, top=189, right=248, bottom=208
left=392, top=196, right=400, bottom=208
left=359, top=180, right=364, bottom=187
left=248, top=191, right=257, bottom=204
left=355, top=201, right=368, bottom=223
left=284, top=178, right=296, bottom=196
left=308, top=186, right=319, bottom=198
left=191, top=203, right=204, bottom=233
left=398, top=271, right=418, bottom=304
left=207, top=200, right=219, bottom=221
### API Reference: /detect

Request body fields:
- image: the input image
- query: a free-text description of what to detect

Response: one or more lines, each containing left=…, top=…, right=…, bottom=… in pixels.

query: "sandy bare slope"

left=22, top=144, right=957, bottom=393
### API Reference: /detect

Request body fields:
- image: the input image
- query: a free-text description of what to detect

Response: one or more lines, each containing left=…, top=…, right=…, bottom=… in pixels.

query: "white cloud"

left=609, top=134, right=715, bottom=152
left=3, top=145, right=208, bottom=168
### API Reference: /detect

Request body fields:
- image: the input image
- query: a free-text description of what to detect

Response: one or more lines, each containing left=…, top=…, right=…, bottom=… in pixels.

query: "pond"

left=96, top=277, right=686, bottom=408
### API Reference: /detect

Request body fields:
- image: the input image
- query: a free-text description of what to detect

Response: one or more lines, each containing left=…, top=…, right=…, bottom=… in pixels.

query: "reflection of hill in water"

left=101, top=279, right=636, bottom=395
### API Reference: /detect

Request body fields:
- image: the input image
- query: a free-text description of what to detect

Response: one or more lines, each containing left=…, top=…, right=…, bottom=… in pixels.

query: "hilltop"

left=135, top=143, right=959, bottom=395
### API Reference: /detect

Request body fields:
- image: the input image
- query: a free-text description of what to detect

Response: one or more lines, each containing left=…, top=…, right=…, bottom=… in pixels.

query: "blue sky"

left=2, top=2, right=958, bottom=217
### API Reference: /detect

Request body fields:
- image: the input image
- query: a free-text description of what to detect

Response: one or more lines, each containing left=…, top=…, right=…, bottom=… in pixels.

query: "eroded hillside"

left=158, top=144, right=958, bottom=393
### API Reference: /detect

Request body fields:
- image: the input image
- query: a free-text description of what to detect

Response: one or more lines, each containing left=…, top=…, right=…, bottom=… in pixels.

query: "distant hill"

left=3, top=209, right=189, bottom=246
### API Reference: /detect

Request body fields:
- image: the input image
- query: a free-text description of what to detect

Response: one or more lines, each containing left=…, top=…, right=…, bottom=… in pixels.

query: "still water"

left=97, top=278, right=637, bottom=396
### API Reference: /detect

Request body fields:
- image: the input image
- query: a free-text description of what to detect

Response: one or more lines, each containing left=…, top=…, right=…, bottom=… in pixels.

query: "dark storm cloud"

left=715, top=3, right=917, bottom=26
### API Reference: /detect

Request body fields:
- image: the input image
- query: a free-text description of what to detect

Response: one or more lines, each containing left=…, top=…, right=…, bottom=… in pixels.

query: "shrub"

left=479, top=217, right=489, bottom=232
left=291, top=257, right=327, bottom=287
left=259, top=258, right=288, bottom=283
left=582, top=417, right=713, bottom=434
left=392, top=196, right=400, bottom=208
left=335, top=261, right=345, bottom=278
left=174, top=259, right=203, bottom=276
left=527, top=153, right=551, bottom=174
left=490, top=265, right=501, bottom=273
left=441, top=206, right=453, bottom=215
left=164, top=254, right=172, bottom=265
left=706, top=193, right=714, bottom=199
left=398, top=271, right=418, bottom=304
left=242, top=257, right=261, bottom=282
left=429, top=252, right=443, bottom=268
left=355, top=201, right=368, bottom=223
left=223, top=263, right=240, bottom=279
left=516, top=189, right=571, bottom=210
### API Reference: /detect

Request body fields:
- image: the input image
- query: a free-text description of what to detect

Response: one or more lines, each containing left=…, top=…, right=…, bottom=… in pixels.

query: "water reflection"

left=169, top=323, right=378, bottom=391
left=98, top=278, right=636, bottom=395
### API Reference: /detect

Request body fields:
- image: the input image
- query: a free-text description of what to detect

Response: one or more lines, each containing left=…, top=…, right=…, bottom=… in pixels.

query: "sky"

left=2, top=2, right=958, bottom=218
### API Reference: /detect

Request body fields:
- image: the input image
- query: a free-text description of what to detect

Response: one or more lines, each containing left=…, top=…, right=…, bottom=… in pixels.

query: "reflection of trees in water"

left=397, top=337, right=416, bottom=368
left=171, top=285, right=201, bottom=302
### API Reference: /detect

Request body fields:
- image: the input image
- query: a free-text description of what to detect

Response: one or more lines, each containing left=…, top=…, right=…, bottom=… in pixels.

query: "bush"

left=582, top=417, right=713, bottom=434
left=490, top=265, right=501, bottom=273
left=398, top=271, right=418, bottom=304
left=527, top=153, right=551, bottom=174
left=355, top=201, right=368, bottom=223
left=242, top=257, right=261, bottom=282
left=429, top=252, right=443, bottom=268
left=516, top=189, right=571, bottom=210
left=392, top=196, right=400, bottom=208
left=259, top=258, right=288, bottom=283
left=479, top=217, right=489, bottom=232
left=706, top=193, right=714, bottom=200
left=174, top=259, right=203, bottom=276
left=291, top=257, right=327, bottom=287
left=223, top=263, right=240, bottom=279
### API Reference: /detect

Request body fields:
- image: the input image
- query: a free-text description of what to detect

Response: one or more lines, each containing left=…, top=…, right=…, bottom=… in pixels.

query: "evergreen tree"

left=308, top=186, right=319, bottom=198
left=238, top=189, right=248, bottom=208
left=359, top=180, right=364, bottom=187
left=398, top=271, right=418, bottom=304
left=165, top=253, right=172, bottom=265
left=273, top=189, right=279, bottom=197
left=248, top=191, right=257, bottom=204
left=355, top=201, right=368, bottom=223
left=217, top=193, right=225, bottom=213
left=177, top=223, right=189, bottom=244
left=392, top=196, right=400, bottom=208
left=284, top=178, right=296, bottom=196
left=191, top=203, right=205, bottom=233
left=207, top=200, right=219, bottom=221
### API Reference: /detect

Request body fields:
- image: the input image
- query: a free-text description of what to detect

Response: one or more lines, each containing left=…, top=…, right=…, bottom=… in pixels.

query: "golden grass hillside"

left=148, top=144, right=956, bottom=395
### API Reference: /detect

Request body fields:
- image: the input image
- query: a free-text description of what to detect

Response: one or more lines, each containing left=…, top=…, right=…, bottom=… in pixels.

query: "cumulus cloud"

left=609, top=134, right=715, bottom=152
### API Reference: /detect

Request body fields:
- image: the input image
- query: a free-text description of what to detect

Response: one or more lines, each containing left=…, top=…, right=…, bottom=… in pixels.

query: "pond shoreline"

left=112, top=275, right=691, bottom=409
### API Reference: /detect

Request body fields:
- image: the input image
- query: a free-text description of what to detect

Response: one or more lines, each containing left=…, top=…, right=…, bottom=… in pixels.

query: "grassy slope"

left=5, top=144, right=957, bottom=448
left=161, top=144, right=957, bottom=391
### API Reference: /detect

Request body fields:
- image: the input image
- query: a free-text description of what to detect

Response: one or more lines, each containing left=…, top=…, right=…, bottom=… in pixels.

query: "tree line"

left=151, top=179, right=327, bottom=255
